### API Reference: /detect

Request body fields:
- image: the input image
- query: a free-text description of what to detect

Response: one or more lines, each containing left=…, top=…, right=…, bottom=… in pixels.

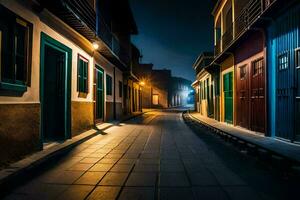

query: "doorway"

left=40, top=33, right=72, bottom=142
left=95, top=66, right=104, bottom=121
left=236, top=64, right=250, bottom=129
left=250, top=58, right=265, bottom=133
left=223, top=71, right=233, bottom=124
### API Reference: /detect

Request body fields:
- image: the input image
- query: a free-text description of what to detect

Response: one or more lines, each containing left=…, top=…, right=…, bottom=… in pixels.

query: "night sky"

left=129, top=0, right=216, bottom=81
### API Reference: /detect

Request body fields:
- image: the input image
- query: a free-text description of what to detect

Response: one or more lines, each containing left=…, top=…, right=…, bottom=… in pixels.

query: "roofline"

left=212, top=0, right=222, bottom=16
left=192, top=53, right=214, bottom=69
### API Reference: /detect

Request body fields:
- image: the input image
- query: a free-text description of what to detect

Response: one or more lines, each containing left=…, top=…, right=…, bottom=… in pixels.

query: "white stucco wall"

left=0, top=1, right=122, bottom=106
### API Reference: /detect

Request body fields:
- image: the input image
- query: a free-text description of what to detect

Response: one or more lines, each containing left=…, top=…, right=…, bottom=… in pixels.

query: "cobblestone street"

left=3, top=111, right=300, bottom=200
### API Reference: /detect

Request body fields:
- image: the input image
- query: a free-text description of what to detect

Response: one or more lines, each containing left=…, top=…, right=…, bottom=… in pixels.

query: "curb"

left=0, top=112, right=148, bottom=197
left=182, top=111, right=300, bottom=167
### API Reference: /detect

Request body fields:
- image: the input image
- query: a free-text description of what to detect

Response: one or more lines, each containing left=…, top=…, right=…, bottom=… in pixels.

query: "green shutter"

left=78, top=58, right=89, bottom=93
left=83, top=62, right=88, bottom=92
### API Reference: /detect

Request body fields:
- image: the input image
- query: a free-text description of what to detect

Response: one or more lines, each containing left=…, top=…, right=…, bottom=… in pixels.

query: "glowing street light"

left=92, top=42, right=99, bottom=50
left=140, top=81, right=145, bottom=86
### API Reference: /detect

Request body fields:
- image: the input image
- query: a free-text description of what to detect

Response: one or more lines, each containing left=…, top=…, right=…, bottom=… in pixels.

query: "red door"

left=251, top=58, right=265, bottom=133
left=236, top=64, right=250, bottom=129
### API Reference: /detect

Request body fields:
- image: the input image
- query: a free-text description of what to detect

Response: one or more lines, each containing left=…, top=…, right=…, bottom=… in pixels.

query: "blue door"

left=272, top=5, right=300, bottom=141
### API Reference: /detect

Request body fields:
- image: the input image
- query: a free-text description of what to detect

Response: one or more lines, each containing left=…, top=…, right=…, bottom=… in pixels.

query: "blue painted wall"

left=267, top=4, right=300, bottom=140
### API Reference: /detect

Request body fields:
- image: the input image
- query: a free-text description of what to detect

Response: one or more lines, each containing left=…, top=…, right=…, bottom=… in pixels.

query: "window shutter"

left=83, top=62, right=88, bottom=93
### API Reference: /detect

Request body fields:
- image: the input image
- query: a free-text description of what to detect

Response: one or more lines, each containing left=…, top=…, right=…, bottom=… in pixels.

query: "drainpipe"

left=113, top=67, right=116, bottom=120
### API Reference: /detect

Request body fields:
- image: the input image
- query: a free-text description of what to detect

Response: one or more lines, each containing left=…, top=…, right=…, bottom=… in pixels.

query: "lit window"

left=278, top=53, right=289, bottom=71
left=77, top=55, right=89, bottom=93
left=152, top=94, right=159, bottom=105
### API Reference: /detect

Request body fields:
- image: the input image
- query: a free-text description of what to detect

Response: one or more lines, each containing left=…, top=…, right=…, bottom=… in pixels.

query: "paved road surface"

left=3, top=111, right=300, bottom=200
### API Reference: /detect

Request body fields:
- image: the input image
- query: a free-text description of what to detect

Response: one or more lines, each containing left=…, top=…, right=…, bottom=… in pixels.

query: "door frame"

left=40, top=32, right=72, bottom=144
left=94, top=64, right=104, bottom=122
left=223, top=71, right=234, bottom=124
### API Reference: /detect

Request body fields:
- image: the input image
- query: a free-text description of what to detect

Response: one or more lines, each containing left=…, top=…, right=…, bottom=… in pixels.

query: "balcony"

left=215, top=39, right=221, bottom=56
left=38, top=0, right=131, bottom=69
left=222, top=24, right=233, bottom=51
left=214, top=0, right=278, bottom=57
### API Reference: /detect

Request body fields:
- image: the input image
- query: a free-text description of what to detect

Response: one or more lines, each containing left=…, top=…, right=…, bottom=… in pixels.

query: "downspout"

left=113, top=67, right=116, bottom=120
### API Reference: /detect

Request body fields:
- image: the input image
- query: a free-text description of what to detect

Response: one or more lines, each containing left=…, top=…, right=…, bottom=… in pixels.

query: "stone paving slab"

left=189, top=111, right=300, bottom=164
left=2, top=111, right=299, bottom=200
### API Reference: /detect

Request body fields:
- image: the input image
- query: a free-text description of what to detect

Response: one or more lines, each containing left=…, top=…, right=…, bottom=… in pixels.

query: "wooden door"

left=223, top=72, right=233, bottom=124
left=96, top=68, right=104, bottom=120
left=251, top=58, right=265, bottom=133
left=44, top=45, right=65, bottom=141
left=236, top=65, right=249, bottom=129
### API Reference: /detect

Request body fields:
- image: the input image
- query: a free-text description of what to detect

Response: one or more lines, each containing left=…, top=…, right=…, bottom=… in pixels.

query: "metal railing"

left=222, top=24, right=233, bottom=51
left=215, top=40, right=221, bottom=56
left=63, top=0, right=96, bottom=32
left=214, top=0, right=277, bottom=56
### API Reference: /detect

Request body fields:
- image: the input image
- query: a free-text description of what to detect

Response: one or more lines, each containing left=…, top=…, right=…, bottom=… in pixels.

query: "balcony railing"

left=62, top=0, right=96, bottom=32
left=222, top=24, right=233, bottom=51
left=215, top=39, right=221, bottom=57
left=38, top=0, right=131, bottom=67
left=214, top=0, right=278, bottom=57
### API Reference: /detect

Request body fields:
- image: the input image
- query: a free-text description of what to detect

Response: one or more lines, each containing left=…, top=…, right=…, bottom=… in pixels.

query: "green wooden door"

left=223, top=72, right=233, bottom=124
left=96, top=69, right=104, bottom=119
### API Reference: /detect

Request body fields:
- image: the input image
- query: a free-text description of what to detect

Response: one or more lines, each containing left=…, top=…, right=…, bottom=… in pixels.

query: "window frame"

left=106, top=74, right=112, bottom=96
left=0, top=5, right=33, bottom=92
left=77, top=54, right=89, bottom=94
left=278, top=52, right=289, bottom=71
left=239, top=64, right=247, bottom=80
left=295, top=48, right=300, bottom=69
left=252, top=57, right=264, bottom=77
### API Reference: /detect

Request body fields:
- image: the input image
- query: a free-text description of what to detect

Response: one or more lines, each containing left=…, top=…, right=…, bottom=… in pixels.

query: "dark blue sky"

left=129, top=0, right=215, bottom=81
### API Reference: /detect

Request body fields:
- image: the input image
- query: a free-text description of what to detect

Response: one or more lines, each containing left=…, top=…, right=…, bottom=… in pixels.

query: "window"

left=119, top=81, right=122, bottom=97
left=239, top=65, right=247, bottom=80
left=296, top=49, right=300, bottom=69
left=106, top=74, right=112, bottom=95
left=253, top=58, right=264, bottom=76
left=77, top=55, right=89, bottom=93
left=0, top=5, right=32, bottom=90
left=152, top=94, right=159, bottom=105
left=278, top=53, right=289, bottom=71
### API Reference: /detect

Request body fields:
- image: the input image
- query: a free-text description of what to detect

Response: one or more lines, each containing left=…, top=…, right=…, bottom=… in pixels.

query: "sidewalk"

left=0, top=111, right=149, bottom=194
left=187, top=111, right=300, bottom=164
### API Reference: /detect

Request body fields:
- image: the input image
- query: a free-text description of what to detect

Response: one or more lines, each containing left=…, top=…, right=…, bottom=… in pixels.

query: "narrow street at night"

left=1, top=0, right=300, bottom=199
left=3, top=110, right=300, bottom=200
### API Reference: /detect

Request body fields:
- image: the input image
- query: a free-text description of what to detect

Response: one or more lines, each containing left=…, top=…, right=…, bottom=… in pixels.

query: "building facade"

left=193, top=0, right=300, bottom=143
left=170, top=77, right=193, bottom=108
left=0, top=0, right=137, bottom=164
left=192, top=53, right=217, bottom=119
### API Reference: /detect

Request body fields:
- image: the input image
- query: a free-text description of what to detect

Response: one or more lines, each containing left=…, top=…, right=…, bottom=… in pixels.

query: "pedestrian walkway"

left=188, top=111, right=300, bottom=164
left=3, top=111, right=299, bottom=200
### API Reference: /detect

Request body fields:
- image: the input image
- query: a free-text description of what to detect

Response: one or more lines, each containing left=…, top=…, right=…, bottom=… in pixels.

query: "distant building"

left=135, top=64, right=171, bottom=109
left=171, top=77, right=194, bottom=107
left=192, top=52, right=219, bottom=119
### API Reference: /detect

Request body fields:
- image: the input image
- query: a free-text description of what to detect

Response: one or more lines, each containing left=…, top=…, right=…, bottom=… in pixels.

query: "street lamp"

left=140, top=81, right=145, bottom=86
left=92, top=42, right=99, bottom=50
